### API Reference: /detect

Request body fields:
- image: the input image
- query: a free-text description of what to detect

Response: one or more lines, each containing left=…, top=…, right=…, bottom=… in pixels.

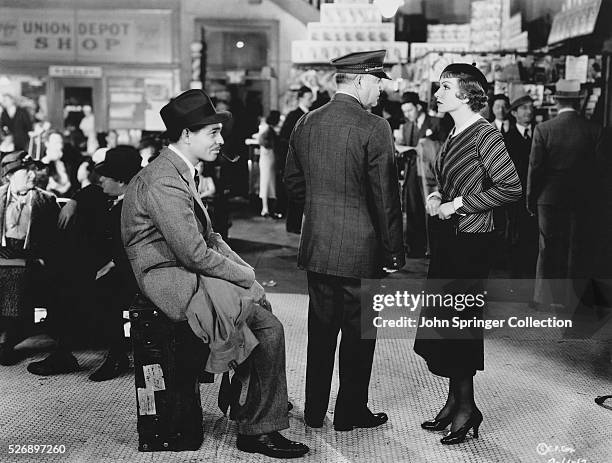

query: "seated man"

left=121, top=89, right=309, bottom=459
left=0, top=151, right=59, bottom=365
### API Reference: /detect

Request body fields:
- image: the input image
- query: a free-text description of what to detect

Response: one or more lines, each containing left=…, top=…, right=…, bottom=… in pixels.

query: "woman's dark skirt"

left=413, top=218, right=493, bottom=378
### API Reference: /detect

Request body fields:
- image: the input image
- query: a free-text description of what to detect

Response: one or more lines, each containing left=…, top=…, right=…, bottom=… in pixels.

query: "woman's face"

left=45, top=133, right=63, bottom=160
left=77, top=161, right=91, bottom=183
left=434, top=78, right=465, bottom=114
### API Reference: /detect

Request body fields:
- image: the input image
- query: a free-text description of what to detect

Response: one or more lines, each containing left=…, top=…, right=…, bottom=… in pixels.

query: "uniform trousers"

left=305, top=271, right=376, bottom=424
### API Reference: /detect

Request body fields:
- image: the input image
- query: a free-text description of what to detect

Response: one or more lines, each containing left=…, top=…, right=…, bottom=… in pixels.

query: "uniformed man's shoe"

left=27, top=351, right=79, bottom=376
left=334, top=409, right=388, bottom=432
left=236, top=432, right=309, bottom=458
left=89, top=353, right=130, bottom=382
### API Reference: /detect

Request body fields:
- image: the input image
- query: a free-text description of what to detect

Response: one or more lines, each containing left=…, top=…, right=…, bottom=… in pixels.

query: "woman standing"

left=257, top=110, right=281, bottom=218
left=414, top=64, right=521, bottom=444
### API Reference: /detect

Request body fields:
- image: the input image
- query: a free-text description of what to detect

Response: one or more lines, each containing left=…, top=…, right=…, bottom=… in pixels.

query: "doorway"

left=64, top=86, right=93, bottom=129
left=47, top=77, right=104, bottom=132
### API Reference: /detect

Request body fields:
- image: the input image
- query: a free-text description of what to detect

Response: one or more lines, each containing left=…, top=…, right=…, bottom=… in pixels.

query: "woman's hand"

left=57, top=199, right=77, bottom=229
left=437, top=202, right=456, bottom=220
left=426, top=196, right=441, bottom=216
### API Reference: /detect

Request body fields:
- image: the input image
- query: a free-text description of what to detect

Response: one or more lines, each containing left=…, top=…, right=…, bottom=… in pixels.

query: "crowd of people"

left=0, top=46, right=608, bottom=458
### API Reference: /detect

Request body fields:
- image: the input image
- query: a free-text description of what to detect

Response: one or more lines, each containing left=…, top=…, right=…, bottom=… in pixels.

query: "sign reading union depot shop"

left=0, top=8, right=172, bottom=63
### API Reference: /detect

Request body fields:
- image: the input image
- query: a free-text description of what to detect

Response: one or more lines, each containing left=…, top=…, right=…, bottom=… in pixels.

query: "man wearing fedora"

left=504, top=94, right=539, bottom=290
left=285, top=50, right=404, bottom=431
left=527, top=79, right=602, bottom=308
left=121, top=89, right=308, bottom=458
left=0, top=151, right=59, bottom=365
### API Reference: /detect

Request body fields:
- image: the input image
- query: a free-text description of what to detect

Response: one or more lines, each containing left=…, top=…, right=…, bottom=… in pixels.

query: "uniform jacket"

left=121, top=147, right=263, bottom=373
left=284, top=93, right=405, bottom=278
left=527, top=110, right=602, bottom=210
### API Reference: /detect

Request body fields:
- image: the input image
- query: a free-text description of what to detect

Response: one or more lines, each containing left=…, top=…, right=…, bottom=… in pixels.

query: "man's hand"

left=426, top=196, right=442, bottom=216
left=526, top=203, right=536, bottom=217
left=437, top=202, right=456, bottom=220
left=57, top=199, right=77, bottom=229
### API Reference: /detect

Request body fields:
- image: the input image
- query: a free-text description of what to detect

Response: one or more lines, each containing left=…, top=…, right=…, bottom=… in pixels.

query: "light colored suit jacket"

left=121, top=147, right=263, bottom=373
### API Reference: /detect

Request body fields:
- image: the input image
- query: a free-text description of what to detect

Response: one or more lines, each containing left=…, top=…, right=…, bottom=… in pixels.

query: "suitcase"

left=130, top=294, right=212, bottom=452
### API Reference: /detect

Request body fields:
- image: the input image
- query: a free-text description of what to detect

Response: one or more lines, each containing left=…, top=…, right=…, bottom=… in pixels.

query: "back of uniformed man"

left=285, top=50, right=404, bottom=431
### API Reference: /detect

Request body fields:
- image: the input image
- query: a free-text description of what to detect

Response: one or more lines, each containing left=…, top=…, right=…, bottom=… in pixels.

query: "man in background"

left=280, top=86, right=314, bottom=233
left=527, top=80, right=602, bottom=308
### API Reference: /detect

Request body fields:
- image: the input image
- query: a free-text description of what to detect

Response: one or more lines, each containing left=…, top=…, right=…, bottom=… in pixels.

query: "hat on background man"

left=94, top=145, right=142, bottom=184
left=509, top=94, right=534, bottom=112
left=160, top=89, right=232, bottom=137
left=553, top=79, right=584, bottom=100
left=401, top=91, right=426, bottom=109
left=441, top=63, right=488, bottom=93
left=330, top=49, right=391, bottom=80
left=1, top=150, right=35, bottom=177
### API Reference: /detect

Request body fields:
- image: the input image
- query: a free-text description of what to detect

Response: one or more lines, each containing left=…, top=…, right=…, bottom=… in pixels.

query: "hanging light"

left=373, top=0, right=403, bottom=19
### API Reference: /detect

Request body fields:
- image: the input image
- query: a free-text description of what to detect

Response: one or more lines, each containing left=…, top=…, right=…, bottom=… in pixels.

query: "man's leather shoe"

left=0, top=345, right=20, bottom=366
left=334, top=410, right=388, bottom=432
left=236, top=431, right=309, bottom=458
left=27, top=351, right=79, bottom=376
left=89, top=353, right=130, bottom=382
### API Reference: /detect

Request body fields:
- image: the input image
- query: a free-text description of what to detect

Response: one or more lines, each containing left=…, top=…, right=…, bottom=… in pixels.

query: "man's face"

left=2, top=95, right=14, bottom=109
left=99, top=175, right=124, bottom=197
left=189, top=123, right=223, bottom=162
left=358, top=75, right=382, bottom=108
left=8, top=167, right=35, bottom=194
left=45, top=133, right=64, bottom=160
left=401, top=102, right=419, bottom=122
left=512, top=102, right=534, bottom=126
left=492, top=99, right=509, bottom=120
left=434, top=78, right=464, bottom=113
left=299, top=91, right=314, bottom=109
left=106, top=131, right=118, bottom=148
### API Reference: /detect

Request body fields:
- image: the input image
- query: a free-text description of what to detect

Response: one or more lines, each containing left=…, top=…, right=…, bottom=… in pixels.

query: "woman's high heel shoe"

left=440, top=410, right=483, bottom=445
left=421, top=414, right=453, bottom=431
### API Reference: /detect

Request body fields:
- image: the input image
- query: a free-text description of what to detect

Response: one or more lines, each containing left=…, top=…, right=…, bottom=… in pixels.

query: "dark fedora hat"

left=1, top=150, right=35, bottom=177
left=330, top=49, right=391, bottom=80
left=441, top=63, right=488, bottom=93
left=160, top=89, right=232, bottom=137
left=401, top=91, right=426, bottom=108
left=95, top=145, right=142, bottom=183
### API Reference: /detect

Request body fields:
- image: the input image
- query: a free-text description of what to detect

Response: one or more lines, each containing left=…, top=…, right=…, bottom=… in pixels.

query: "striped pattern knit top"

left=435, top=118, right=522, bottom=233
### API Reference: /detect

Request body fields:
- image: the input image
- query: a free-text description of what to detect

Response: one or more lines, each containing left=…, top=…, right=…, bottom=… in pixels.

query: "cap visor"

left=373, top=71, right=391, bottom=80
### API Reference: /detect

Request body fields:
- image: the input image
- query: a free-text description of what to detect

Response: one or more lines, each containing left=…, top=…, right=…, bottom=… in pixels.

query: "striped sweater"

left=435, top=118, right=522, bottom=233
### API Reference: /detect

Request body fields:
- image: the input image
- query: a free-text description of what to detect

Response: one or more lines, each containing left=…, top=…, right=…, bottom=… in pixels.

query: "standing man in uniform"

left=285, top=50, right=404, bottom=431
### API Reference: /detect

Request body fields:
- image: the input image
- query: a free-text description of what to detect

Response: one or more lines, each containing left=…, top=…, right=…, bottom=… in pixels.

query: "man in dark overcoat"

left=527, top=79, right=602, bottom=307
left=285, top=50, right=404, bottom=431
left=503, top=94, right=539, bottom=287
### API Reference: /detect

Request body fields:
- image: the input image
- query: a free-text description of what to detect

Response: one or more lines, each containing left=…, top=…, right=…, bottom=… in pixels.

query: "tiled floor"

left=0, top=212, right=611, bottom=463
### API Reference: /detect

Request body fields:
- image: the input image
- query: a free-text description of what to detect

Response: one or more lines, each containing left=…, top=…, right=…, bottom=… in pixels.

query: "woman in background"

left=257, top=110, right=282, bottom=218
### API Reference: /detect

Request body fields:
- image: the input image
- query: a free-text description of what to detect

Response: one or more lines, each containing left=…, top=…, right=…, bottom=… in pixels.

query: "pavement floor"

left=1, top=207, right=611, bottom=463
